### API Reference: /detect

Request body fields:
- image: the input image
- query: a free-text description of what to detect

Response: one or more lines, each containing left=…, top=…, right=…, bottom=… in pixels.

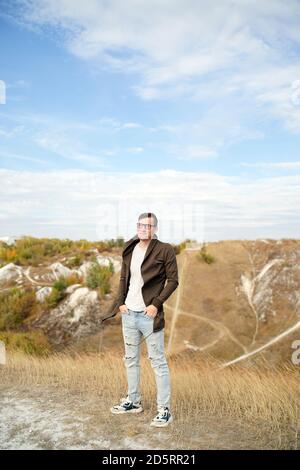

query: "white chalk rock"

left=36, top=286, right=52, bottom=302
left=49, top=262, right=76, bottom=280
left=65, top=284, right=82, bottom=294
left=67, top=287, right=98, bottom=323
left=0, top=263, right=23, bottom=284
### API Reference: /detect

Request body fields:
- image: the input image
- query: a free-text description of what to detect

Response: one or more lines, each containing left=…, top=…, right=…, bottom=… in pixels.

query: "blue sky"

left=0, top=0, right=300, bottom=243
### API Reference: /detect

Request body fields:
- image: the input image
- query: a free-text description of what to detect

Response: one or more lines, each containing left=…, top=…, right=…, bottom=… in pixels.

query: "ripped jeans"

left=121, top=308, right=171, bottom=409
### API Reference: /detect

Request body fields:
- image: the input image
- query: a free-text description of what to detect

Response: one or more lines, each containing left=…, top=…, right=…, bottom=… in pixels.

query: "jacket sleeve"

left=151, top=244, right=179, bottom=310
left=116, top=257, right=127, bottom=308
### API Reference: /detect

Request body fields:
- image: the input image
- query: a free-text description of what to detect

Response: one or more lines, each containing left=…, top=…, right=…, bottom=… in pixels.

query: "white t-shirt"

left=125, top=243, right=147, bottom=311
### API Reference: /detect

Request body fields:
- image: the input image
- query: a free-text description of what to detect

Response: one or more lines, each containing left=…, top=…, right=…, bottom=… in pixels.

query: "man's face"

left=137, top=218, right=157, bottom=240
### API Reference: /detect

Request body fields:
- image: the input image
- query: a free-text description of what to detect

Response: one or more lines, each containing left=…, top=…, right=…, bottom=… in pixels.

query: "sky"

left=0, top=0, right=300, bottom=243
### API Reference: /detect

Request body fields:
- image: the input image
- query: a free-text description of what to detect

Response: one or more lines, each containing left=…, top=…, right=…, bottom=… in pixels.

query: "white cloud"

left=126, top=147, right=143, bottom=154
left=168, top=144, right=218, bottom=160
left=0, top=169, right=299, bottom=242
left=6, top=79, right=30, bottom=89
left=0, top=125, right=25, bottom=138
left=34, top=131, right=112, bottom=167
left=0, top=150, right=46, bottom=165
left=96, top=117, right=144, bottom=132
left=3, top=0, right=300, bottom=169
left=8, top=0, right=300, bottom=141
left=241, top=161, right=300, bottom=169
left=122, top=122, right=142, bottom=129
left=12, top=2, right=300, bottom=90
left=0, top=111, right=148, bottom=167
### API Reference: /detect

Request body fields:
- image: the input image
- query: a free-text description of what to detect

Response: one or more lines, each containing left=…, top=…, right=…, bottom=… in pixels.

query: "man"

left=110, top=212, right=179, bottom=427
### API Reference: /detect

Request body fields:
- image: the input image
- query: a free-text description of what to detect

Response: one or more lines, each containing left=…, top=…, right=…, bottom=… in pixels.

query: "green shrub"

left=65, top=272, right=83, bottom=285
left=115, top=237, right=125, bottom=248
left=85, top=260, right=114, bottom=297
left=197, top=244, right=215, bottom=264
left=0, top=236, right=126, bottom=265
left=65, top=254, right=83, bottom=268
left=173, top=241, right=187, bottom=254
left=173, top=239, right=200, bottom=254
left=53, top=276, right=68, bottom=292
left=45, top=288, right=66, bottom=308
left=0, top=330, right=51, bottom=356
left=0, top=287, right=37, bottom=331
left=44, top=273, right=84, bottom=308
left=45, top=276, right=68, bottom=308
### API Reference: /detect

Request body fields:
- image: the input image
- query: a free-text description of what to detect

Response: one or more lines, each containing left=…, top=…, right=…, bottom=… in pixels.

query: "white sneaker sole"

left=110, top=406, right=143, bottom=414
left=150, top=415, right=173, bottom=427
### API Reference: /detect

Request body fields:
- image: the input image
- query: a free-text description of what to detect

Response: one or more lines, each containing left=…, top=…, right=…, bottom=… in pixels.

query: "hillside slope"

left=1, top=238, right=300, bottom=365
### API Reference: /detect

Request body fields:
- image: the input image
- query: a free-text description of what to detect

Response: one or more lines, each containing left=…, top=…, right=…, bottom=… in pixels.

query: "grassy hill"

left=1, top=236, right=300, bottom=449
left=1, top=236, right=300, bottom=367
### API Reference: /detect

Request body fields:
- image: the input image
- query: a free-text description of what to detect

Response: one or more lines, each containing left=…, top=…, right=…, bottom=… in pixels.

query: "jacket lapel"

left=123, top=233, right=158, bottom=263
left=142, top=237, right=158, bottom=264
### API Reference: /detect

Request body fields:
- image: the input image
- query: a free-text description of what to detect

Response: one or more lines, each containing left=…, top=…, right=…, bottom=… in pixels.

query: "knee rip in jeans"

left=149, top=360, right=169, bottom=376
left=148, top=354, right=168, bottom=368
left=149, top=341, right=164, bottom=356
left=123, top=354, right=139, bottom=368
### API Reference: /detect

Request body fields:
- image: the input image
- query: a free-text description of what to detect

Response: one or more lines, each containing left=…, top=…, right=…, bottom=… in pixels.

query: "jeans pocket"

left=144, top=313, right=154, bottom=320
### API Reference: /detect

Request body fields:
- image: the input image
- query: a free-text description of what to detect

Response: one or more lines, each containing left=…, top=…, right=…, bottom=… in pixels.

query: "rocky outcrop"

left=0, top=263, right=23, bottom=284
left=36, top=286, right=53, bottom=302
left=49, top=262, right=78, bottom=280
left=0, top=253, right=122, bottom=350
left=32, top=287, right=102, bottom=348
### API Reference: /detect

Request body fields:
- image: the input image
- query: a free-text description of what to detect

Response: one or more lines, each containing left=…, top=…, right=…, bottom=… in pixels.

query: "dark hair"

left=138, top=212, right=158, bottom=227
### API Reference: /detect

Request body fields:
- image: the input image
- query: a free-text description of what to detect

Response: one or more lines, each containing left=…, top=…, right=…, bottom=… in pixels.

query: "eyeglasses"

left=137, top=223, right=156, bottom=229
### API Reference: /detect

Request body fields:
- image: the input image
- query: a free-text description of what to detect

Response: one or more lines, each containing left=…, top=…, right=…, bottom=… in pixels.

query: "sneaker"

left=110, top=396, right=143, bottom=414
left=150, top=406, right=173, bottom=427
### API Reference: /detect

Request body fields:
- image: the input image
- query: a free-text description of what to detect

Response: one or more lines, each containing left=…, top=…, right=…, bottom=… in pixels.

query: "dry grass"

left=1, top=350, right=299, bottom=449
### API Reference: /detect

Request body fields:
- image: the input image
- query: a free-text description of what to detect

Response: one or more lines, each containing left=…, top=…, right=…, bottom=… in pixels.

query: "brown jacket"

left=111, top=234, right=179, bottom=332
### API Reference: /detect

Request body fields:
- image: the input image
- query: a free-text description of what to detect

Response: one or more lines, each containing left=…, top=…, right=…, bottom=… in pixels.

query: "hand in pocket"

left=119, top=304, right=129, bottom=314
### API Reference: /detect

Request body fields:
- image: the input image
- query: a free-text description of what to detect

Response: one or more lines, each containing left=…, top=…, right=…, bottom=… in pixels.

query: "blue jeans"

left=121, top=308, right=171, bottom=409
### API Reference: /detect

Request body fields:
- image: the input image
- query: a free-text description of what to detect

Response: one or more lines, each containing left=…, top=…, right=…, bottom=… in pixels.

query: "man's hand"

left=144, top=304, right=158, bottom=318
left=119, top=304, right=129, bottom=314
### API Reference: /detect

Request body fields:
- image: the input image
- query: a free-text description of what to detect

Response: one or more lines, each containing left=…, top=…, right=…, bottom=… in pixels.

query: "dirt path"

left=220, top=319, right=300, bottom=368
left=0, top=384, right=281, bottom=450
left=167, top=250, right=189, bottom=354
left=23, top=267, right=51, bottom=287
left=165, top=249, right=248, bottom=355
left=164, top=304, right=248, bottom=354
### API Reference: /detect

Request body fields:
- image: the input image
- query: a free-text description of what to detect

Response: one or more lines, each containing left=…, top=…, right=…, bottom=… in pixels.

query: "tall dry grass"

left=1, top=350, right=299, bottom=447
